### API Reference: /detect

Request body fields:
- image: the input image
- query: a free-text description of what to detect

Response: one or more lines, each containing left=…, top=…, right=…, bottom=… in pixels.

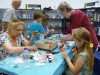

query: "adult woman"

left=60, top=27, right=94, bottom=75
left=0, top=21, right=36, bottom=54
left=58, top=1, right=98, bottom=49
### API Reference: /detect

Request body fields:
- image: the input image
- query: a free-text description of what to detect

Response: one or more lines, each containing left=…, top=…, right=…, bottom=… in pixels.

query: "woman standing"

left=58, top=1, right=98, bottom=49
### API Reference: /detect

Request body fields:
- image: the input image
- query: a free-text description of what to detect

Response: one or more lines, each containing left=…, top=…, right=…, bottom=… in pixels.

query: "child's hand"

left=25, top=46, right=37, bottom=51
left=60, top=48, right=68, bottom=58
left=32, top=45, right=38, bottom=51
left=72, top=47, right=78, bottom=54
left=61, top=50, right=68, bottom=59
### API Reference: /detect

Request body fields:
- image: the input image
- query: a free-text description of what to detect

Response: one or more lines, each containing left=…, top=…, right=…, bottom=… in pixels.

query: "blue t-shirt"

left=25, top=22, right=45, bottom=42
left=27, top=22, right=45, bottom=33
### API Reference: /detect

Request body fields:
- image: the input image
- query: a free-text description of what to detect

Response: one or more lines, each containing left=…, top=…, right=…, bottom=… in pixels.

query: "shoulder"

left=30, top=22, right=39, bottom=25
left=79, top=51, right=88, bottom=56
left=33, top=22, right=43, bottom=27
left=72, top=10, right=84, bottom=14
left=35, top=22, right=42, bottom=26
left=5, top=8, right=14, bottom=13
left=3, top=8, right=15, bottom=17
left=79, top=51, right=88, bottom=62
left=71, top=10, right=85, bottom=17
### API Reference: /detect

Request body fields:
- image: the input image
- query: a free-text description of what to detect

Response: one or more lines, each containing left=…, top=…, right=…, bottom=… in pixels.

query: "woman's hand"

left=63, top=34, right=73, bottom=41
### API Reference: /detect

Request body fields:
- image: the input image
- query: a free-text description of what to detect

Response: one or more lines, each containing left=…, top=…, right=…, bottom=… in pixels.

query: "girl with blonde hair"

left=60, top=27, right=94, bottom=75
left=0, top=21, right=37, bottom=54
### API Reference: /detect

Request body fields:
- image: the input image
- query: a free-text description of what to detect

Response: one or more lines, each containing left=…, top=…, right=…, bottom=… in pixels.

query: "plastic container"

left=39, top=34, right=44, bottom=40
left=23, top=48, right=30, bottom=61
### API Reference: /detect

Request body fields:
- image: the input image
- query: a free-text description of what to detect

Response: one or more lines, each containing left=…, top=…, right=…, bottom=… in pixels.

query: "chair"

left=93, top=51, right=100, bottom=75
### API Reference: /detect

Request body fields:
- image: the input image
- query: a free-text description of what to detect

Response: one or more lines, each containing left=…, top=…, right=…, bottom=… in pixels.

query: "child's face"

left=12, top=25, right=24, bottom=37
left=74, top=38, right=84, bottom=49
left=72, top=29, right=84, bottom=49
left=37, top=17, right=43, bottom=23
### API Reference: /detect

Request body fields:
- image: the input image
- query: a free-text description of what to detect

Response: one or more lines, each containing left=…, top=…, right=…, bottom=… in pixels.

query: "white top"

left=2, top=8, right=17, bottom=22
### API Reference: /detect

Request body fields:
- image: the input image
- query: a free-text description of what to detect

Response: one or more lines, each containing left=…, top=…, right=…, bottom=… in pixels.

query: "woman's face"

left=62, top=9, right=71, bottom=19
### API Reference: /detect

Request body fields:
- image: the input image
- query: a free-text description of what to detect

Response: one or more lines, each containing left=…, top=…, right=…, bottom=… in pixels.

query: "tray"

left=35, top=40, right=57, bottom=51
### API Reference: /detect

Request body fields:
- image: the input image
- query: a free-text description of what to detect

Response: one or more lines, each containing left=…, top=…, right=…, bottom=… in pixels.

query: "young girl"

left=0, top=21, right=37, bottom=54
left=60, top=27, right=94, bottom=75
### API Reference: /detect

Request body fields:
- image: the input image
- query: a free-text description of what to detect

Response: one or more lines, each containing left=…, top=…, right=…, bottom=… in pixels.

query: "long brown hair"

left=72, top=27, right=94, bottom=72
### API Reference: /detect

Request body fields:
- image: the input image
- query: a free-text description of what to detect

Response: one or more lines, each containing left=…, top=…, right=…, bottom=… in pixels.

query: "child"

left=0, top=21, right=37, bottom=54
left=26, top=11, right=45, bottom=43
left=60, top=27, right=94, bottom=75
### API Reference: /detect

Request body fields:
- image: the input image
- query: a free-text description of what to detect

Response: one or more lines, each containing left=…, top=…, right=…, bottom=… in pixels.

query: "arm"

left=1, top=33, right=36, bottom=54
left=61, top=50, right=85, bottom=74
left=63, top=34, right=73, bottom=41
left=3, top=43, right=36, bottom=54
left=3, top=43, right=24, bottom=53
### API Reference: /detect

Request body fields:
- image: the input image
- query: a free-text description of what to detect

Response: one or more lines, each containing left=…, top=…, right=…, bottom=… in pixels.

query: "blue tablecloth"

left=0, top=47, right=73, bottom=75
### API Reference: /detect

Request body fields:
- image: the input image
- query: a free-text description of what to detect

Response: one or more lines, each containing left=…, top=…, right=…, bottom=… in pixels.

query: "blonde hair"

left=58, top=1, right=72, bottom=12
left=73, top=27, right=94, bottom=72
left=7, top=21, right=24, bottom=35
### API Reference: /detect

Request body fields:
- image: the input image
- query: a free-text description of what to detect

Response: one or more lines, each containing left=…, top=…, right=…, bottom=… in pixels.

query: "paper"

left=14, top=57, right=24, bottom=64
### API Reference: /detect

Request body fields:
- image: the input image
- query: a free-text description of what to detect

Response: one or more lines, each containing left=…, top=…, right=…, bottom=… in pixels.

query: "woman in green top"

left=60, top=27, right=94, bottom=75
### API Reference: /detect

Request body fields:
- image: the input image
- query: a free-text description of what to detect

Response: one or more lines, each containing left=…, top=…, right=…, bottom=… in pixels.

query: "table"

left=0, top=47, right=73, bottom=75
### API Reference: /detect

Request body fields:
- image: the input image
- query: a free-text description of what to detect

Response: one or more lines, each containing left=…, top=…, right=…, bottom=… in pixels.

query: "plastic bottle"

left=23, top=48, right=30, bottom=61
left=48, top=41, right=52, bottom=49
left=39, top=34, right=44, bottom=40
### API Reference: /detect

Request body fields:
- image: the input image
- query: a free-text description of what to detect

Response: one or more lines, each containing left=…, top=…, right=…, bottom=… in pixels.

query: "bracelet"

left=23, top=47, right=30, bottom=51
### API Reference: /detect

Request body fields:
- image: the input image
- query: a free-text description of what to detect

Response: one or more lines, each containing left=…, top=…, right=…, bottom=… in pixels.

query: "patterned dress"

left=0, top=32, right=24, bottom=59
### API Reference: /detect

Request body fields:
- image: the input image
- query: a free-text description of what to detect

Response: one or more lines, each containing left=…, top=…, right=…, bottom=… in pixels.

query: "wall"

left=0, top=0, right=100, bottom=9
